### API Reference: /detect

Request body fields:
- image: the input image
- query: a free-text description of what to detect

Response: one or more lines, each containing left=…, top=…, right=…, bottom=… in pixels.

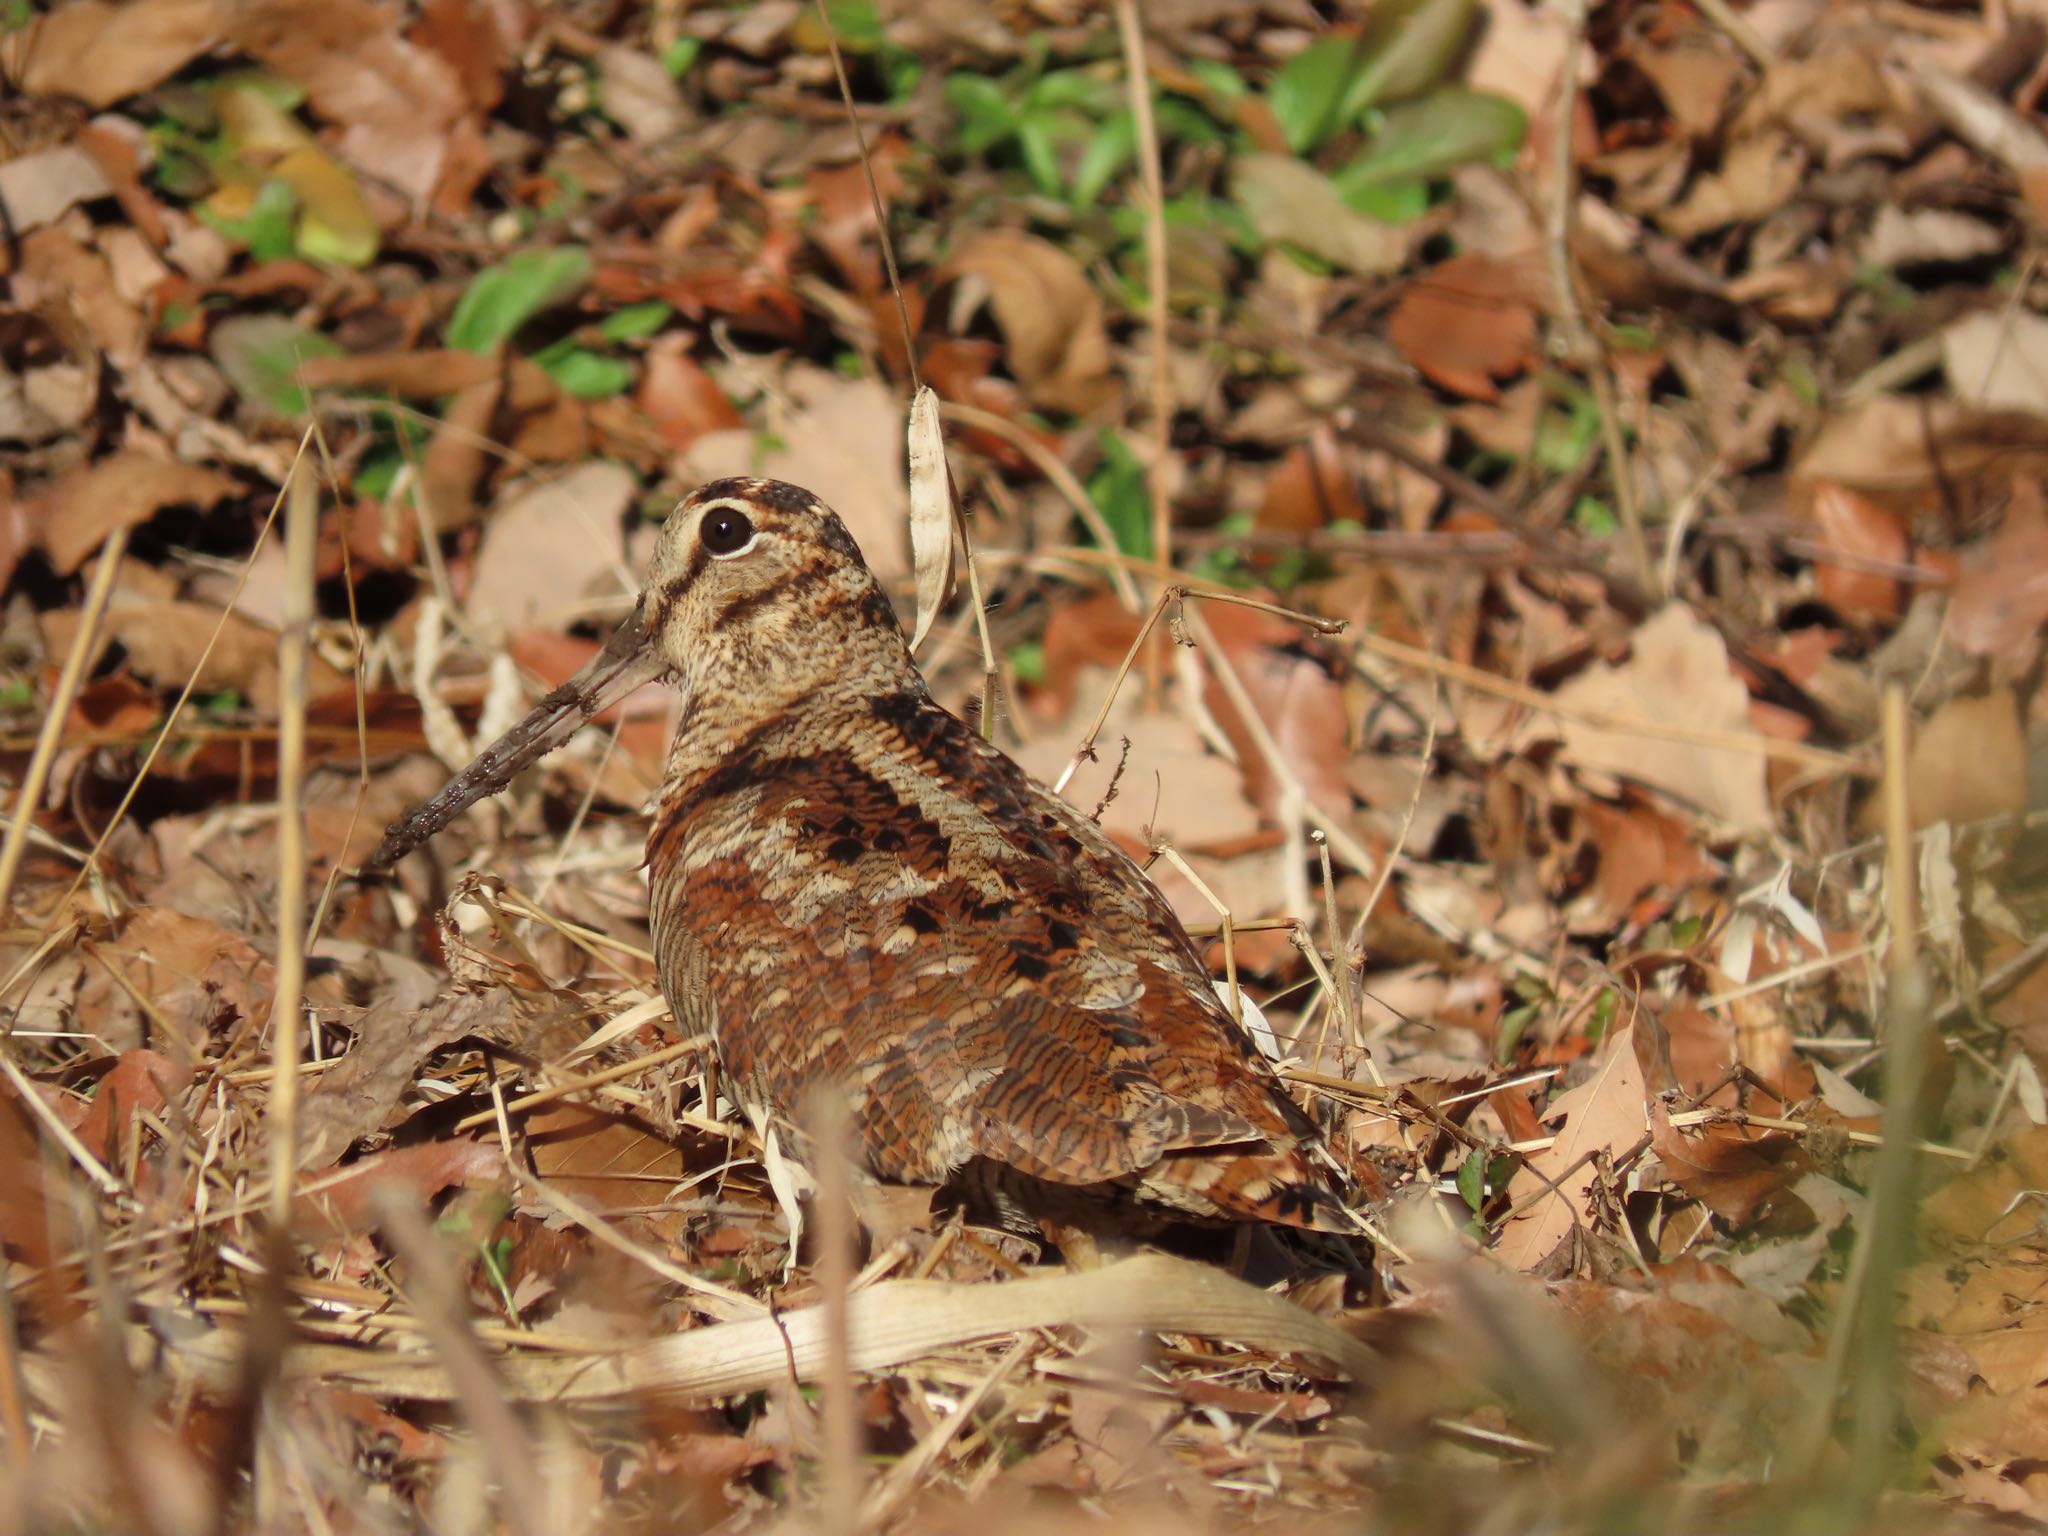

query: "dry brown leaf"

left=1256, top=428, right=1363, bottom=533
left=943, top=230, right=1116, bottom=413
left=905, top=385, right=957, bottom=654
left=1659, top=132, right=1806, bottom=239
left=105, top=906, right=273, bottom=1048
left=1943, top=310, right=2048, bottom=418
left=685, top=365, right=909, bottom=586
left=1907, top=689, right=2026, bottom=832
left=1636, top=42, right=1741, bottom=137
left=1861, top=205, right=2006, bottom=270
left=1528, top=604, right=1771, bottom=832
left=1232, top=153, right=1411, bottom=278
left=1499, top=1024, right=1648, bottom=1271
left=1387, top=253, right=1544, bottom=402
left=229, top=0, right=462, bottom=203
left=1808, top=480, right=1908, bottom=623
left=0, top=144, right=113, bottom=235
left=1948, top=483, right=2048, bottom=657
left=13, top=0, right=225, bottom=108
left=1649, top=1101, right=1811, bottom=1228
left=596, top=43, right=688, bottom=144
left=637, top=336, right=742, bottom=450
left=74, top=1049, right=188, bottom=1162
left=1922, top=1125, right=2048, bottom=1248
left=34, top=450, right=238, bottom=576
left=40, top=596, right=343, bottom=714
left=467, top=464, right=633, bottom=644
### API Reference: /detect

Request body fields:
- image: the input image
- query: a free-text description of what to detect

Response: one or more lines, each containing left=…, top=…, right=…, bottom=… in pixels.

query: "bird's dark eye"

left=700, top=507, right=755, bottom=555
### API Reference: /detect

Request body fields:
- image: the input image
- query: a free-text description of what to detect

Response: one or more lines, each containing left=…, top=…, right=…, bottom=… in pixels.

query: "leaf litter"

left=2, top=0, right=2048, bottom=1531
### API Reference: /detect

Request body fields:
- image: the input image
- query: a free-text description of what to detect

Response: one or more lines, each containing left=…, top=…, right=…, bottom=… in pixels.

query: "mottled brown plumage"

left=372, top=478, right=1349, bottom=1233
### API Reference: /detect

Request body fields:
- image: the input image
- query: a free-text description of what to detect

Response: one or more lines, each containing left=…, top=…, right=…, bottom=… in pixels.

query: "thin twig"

left=1542, top=0, right=1653, bottom=593
left=0, top=527, right=131, bottom=919
left=1114, top=0, right=1174, bottom=703
left=267, top=458, right=318, bottom=1227
left=814, top=0, right=919, bottom=390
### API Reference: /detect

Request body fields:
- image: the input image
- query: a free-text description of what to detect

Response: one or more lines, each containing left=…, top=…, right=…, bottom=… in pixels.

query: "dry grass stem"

left=0, top=526, right=131, bottom=920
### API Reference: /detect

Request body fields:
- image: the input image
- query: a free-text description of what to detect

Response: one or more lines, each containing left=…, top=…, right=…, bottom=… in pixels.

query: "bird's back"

left=647, top=679, right=1348, bottom=1231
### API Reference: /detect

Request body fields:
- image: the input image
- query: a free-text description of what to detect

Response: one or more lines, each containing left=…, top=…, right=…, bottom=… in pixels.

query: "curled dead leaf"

left=943, top=231, right=1116, bottom=414
left=905, top=386, right=958, bottom=654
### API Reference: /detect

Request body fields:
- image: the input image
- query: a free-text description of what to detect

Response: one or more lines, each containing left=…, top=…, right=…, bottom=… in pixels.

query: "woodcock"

left=370, top=477, right=1349, bottom=1235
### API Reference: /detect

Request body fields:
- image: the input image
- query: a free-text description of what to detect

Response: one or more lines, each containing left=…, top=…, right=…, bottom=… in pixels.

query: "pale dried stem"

left=1544, top=0, right=1653, bottom=594
left=814, top=0, right=919, bottom=389
left=1114, top=0, right=1174, bottom=702
left=1340, top=683, right=1441, bottom=1062
left=1658, top=1107, right=1969, bottom=1162
left=1052, top=583, right=1344, bottom=795
left=297, top=411, right=374, bottom=951
left=513, top=1169, right=761, bottom=1320
left=938, top=401, right=1144, bottom=612
left=0, top=526, right=131, bottom=921
left=0, top=1262, right=30, bottom=1477
left=860, top=1337, right=1033, bottom=1529
left=450, top=1035, right=706, bottom=1133
left=267, top=458, right=318, bottom=1228
left=810, top=1092, right=866, bottom=1527
left=1355, top=626, right=1863, bottom=775
left=58, top=433, right=306, bottom=914
left=371, top=1188, right=551, bottom=1536
left=1151, top=841, right=1240, bottom=1022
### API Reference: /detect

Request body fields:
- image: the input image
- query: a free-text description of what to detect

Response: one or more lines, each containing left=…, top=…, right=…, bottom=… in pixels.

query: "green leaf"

left=822, top=0, right=883, bottom=49
left=1495, top=1001, right=1537, bottom=1064
left=1456, top=1151, right=1486, bottom=1213
left=1351, top=0, right=1480, bottom=111
left=1340, top=177, right=1430, bottom=223
left=1587, top=989, right=1617, bottom=1044
left=1017, top=115, right=1064, bottom=198
left=600, top=300, right=673, bottom=341
left=1085, top=429, right=1152, bottom=560
left=209, top=314, right=344, bottom=417
left=946, top=74, right=1019, bottom=155
left=540, top=346, right=634, bottom=400
left=1571, top=495, right=1617, bottom=536
left=1008, top=639, right=1046, bottom=686
left=1186, top=58, right=1248, bottom=103
left=446, top=246, right=591, bottom=354
left=1336, top=89, right=1526, bottom=192
left=1070, top=108, right=1136, bottom=207
left=662, top=37, right=701, bottom=77
left=242, top=178, right=298, bottom=262
left=1268, top=36, right=1363, bottom=153
left=1154, top=96, right=1227, bottom=148
left=1027, top=68, right=1118, bottom=117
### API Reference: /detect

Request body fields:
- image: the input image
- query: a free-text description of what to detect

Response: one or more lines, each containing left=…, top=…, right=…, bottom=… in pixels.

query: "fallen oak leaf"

left=1648, top=1100, right=1812, bottom=1229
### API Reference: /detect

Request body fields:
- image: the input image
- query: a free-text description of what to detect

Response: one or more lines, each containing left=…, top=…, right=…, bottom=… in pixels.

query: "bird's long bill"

left=363, top=598, right=664, bottom=870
